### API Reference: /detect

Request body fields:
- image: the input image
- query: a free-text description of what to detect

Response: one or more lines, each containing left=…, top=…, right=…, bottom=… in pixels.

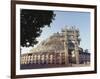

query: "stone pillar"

left=30, top=55, right=34, bottom=64
left=59, top=52, right=62, bottom=64
left=75, top=44, right=79, bottom=64
left=36, top=55, right=38, bottom=64
left=64, top=29, right=69, bottom=65
left=24, top=56, right=26, bottom=64
left=50, top=54, right=53, bottom=64
left=48, top=54, right=50, bottom=64
left=20, top=56, right=23, bottom=64
left=32, top=55, right=34, bottom=64
left=54, top=53, right=57, bottom=64
left=74, top=30, right=79, bottom=64
left=52, top=53, right=55, bottom=64
left=41, top=55, right=44, bottom=64
left=34, top=55, right=36, bottom=64
left=27, top=55, right=30, bottom=64
left=25, top=55, right=28, bottom=64
left=40, top=54, right=42, bottom=64
left=46, top=54, right=48, bottom=64
left=38, top=55, right=40, bottom=64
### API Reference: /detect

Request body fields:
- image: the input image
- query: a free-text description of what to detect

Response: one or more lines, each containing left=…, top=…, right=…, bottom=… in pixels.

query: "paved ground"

left=20, top=63, right=90, bottom=69
left=71, top=63, right=90, bottom=67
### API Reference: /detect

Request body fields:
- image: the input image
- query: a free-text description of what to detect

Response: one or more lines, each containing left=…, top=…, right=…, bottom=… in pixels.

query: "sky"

left=21, top=10, right=90, bottom=54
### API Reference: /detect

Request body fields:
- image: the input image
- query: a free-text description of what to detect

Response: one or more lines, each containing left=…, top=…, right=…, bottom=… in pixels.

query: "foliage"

left=21, top=9, right=55, bottom=47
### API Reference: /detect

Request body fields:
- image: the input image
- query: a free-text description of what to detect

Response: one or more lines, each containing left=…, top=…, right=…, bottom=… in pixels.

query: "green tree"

left=21, top=9, right=55, bottom=47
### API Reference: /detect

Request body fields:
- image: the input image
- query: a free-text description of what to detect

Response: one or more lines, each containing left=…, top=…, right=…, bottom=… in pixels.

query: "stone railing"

left=21, top=52, right=66, bottom=65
